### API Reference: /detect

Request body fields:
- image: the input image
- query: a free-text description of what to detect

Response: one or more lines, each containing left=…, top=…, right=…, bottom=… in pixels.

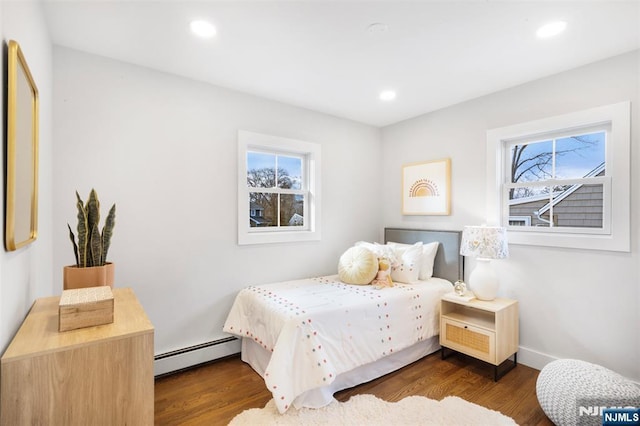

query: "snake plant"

left=67, top=189, right=116, bottom=267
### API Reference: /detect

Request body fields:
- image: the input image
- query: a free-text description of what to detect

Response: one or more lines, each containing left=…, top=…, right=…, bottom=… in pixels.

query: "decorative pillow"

left=389, top=242, right=423, bottom=284
left=355, top=241, right=398, bottom=264
left=338, top=246, right=379, bottom=285
left=388, top=241, right=439, bottom=280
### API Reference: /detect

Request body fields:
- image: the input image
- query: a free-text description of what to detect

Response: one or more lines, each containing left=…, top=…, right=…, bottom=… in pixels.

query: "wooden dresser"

left=0, top=288, right=154, bottom=425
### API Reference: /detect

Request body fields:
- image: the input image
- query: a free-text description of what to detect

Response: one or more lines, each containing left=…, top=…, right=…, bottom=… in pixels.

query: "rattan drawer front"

left=441, top=318, right=496, bottom=364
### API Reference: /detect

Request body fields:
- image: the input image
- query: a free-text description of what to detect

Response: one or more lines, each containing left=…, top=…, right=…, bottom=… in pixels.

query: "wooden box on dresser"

left=0, top=288, right=154, bottom=425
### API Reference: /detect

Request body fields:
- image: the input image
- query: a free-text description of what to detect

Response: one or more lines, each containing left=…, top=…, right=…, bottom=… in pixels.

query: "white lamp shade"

left=460, top=226, right=509, bottom=259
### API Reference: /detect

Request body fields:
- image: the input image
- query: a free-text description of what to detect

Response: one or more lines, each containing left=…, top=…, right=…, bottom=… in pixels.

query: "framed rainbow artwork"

left=402, top=158, right=451, bottom=215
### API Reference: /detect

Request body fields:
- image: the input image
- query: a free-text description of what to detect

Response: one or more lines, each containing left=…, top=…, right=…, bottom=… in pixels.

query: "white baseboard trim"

left=516, top=345, right=558, bottom=371
left=517, top=346, right=640, bottom=385
left=154, top=337, right=241, bottom=376
left=153, top=340, right=562, bottom=378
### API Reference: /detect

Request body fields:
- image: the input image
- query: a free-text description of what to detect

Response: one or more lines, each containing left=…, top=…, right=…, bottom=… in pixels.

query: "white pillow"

left=355, top=241, right=398, bottom=264
left=338, top=246, right=378, bottom=285
left=418, top=241, right=439, bottom=279
left=388, top=241, right=439, bottom=280
left=389, top=242, right=422, bottom=284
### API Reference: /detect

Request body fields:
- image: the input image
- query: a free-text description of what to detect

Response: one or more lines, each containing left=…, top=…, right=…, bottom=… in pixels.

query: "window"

left=487, top=102, right=630, bottom=252
left=506, top=127, right=608, bottom=231
left=238, top=131, right=321, bottom=245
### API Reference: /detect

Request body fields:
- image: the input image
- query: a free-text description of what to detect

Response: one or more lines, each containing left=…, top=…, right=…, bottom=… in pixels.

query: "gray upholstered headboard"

left=384, top=228, right=463, bottom=284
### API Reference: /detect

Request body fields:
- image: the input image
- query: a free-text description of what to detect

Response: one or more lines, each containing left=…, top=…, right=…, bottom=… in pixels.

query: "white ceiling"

left=42, top=1, right=640, bottom=127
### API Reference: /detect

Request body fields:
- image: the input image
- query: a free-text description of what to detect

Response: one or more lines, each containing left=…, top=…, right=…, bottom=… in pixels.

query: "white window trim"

left=238, top=130, right=321, bottom=245
left=486, top=101, right=630, bottom=252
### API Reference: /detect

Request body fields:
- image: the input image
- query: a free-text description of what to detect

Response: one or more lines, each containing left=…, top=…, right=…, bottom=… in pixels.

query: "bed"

left=223, top=228, right=462, bottom=413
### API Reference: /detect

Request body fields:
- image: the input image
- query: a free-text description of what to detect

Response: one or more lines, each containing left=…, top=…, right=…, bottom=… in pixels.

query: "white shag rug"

left=229, top=394, right=518, bottom=425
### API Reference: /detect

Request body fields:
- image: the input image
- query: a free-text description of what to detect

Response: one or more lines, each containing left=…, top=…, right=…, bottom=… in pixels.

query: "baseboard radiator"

left=154, top=337, right=241, bottom=377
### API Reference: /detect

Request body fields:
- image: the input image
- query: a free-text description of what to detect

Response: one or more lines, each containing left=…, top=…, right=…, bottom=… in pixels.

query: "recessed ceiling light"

left=190, top=20, right=216, bottom=39
left=536, top=21, right=567, bottom=39
left=379, top=90, right=396, bottom=101
left=367, top=22, right=388, bottom=35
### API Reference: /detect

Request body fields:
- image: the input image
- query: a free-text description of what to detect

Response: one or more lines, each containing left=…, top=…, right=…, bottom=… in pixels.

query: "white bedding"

left=223, top=274, right=452, bottom=413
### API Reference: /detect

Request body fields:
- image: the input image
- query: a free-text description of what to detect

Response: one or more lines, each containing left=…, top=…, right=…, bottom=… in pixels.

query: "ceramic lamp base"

left=469, top=259, right=498, bottom=301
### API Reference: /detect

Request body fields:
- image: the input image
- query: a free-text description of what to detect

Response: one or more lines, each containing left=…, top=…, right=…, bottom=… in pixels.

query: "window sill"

left=506, top=228, right=628, bottom=252
left=238, top=229, right=321, bottom=245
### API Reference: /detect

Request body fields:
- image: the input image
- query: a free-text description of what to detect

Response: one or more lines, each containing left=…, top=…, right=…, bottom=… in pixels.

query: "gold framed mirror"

left=6, top=40, right=39, bottom=251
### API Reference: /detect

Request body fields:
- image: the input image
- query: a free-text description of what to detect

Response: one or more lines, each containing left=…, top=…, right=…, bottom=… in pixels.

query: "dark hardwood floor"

left=155, top=351, right=553, bottom=425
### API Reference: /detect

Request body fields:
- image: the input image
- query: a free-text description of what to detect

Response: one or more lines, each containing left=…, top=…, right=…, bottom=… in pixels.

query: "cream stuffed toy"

left=372, top=258, right=394, bottom=289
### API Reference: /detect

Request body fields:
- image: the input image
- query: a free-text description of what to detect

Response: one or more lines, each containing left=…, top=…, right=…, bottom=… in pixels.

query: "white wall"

left=381, top=50, right=640, bottom=381
left=19, top=21, right=637, bottom=382
left=52, top=47, right=382, bottom=357
left=0, top=2, right=54, bottom=353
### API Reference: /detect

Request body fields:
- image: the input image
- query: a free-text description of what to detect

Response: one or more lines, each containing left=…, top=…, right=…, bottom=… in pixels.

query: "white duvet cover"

left=223, top=275, right=452, bottom=413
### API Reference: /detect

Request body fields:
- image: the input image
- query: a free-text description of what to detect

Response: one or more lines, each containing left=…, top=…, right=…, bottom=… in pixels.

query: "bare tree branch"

left=509, top=135, right=599, bottom=199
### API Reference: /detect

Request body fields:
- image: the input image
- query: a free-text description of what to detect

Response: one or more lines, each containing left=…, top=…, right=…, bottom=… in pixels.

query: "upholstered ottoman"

left=536, top=359, right=640, bottom=426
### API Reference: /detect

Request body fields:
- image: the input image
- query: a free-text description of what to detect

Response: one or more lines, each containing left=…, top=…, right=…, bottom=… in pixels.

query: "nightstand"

left=440, top=294, right=518, bottom=381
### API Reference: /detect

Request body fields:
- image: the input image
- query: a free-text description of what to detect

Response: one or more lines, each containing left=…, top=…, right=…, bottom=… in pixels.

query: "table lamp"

left=460, top=226, right=509, bottom=300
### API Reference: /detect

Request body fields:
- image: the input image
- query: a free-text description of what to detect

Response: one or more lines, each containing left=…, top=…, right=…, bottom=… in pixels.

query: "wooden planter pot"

left=63, top=262, right=115, bottom=290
